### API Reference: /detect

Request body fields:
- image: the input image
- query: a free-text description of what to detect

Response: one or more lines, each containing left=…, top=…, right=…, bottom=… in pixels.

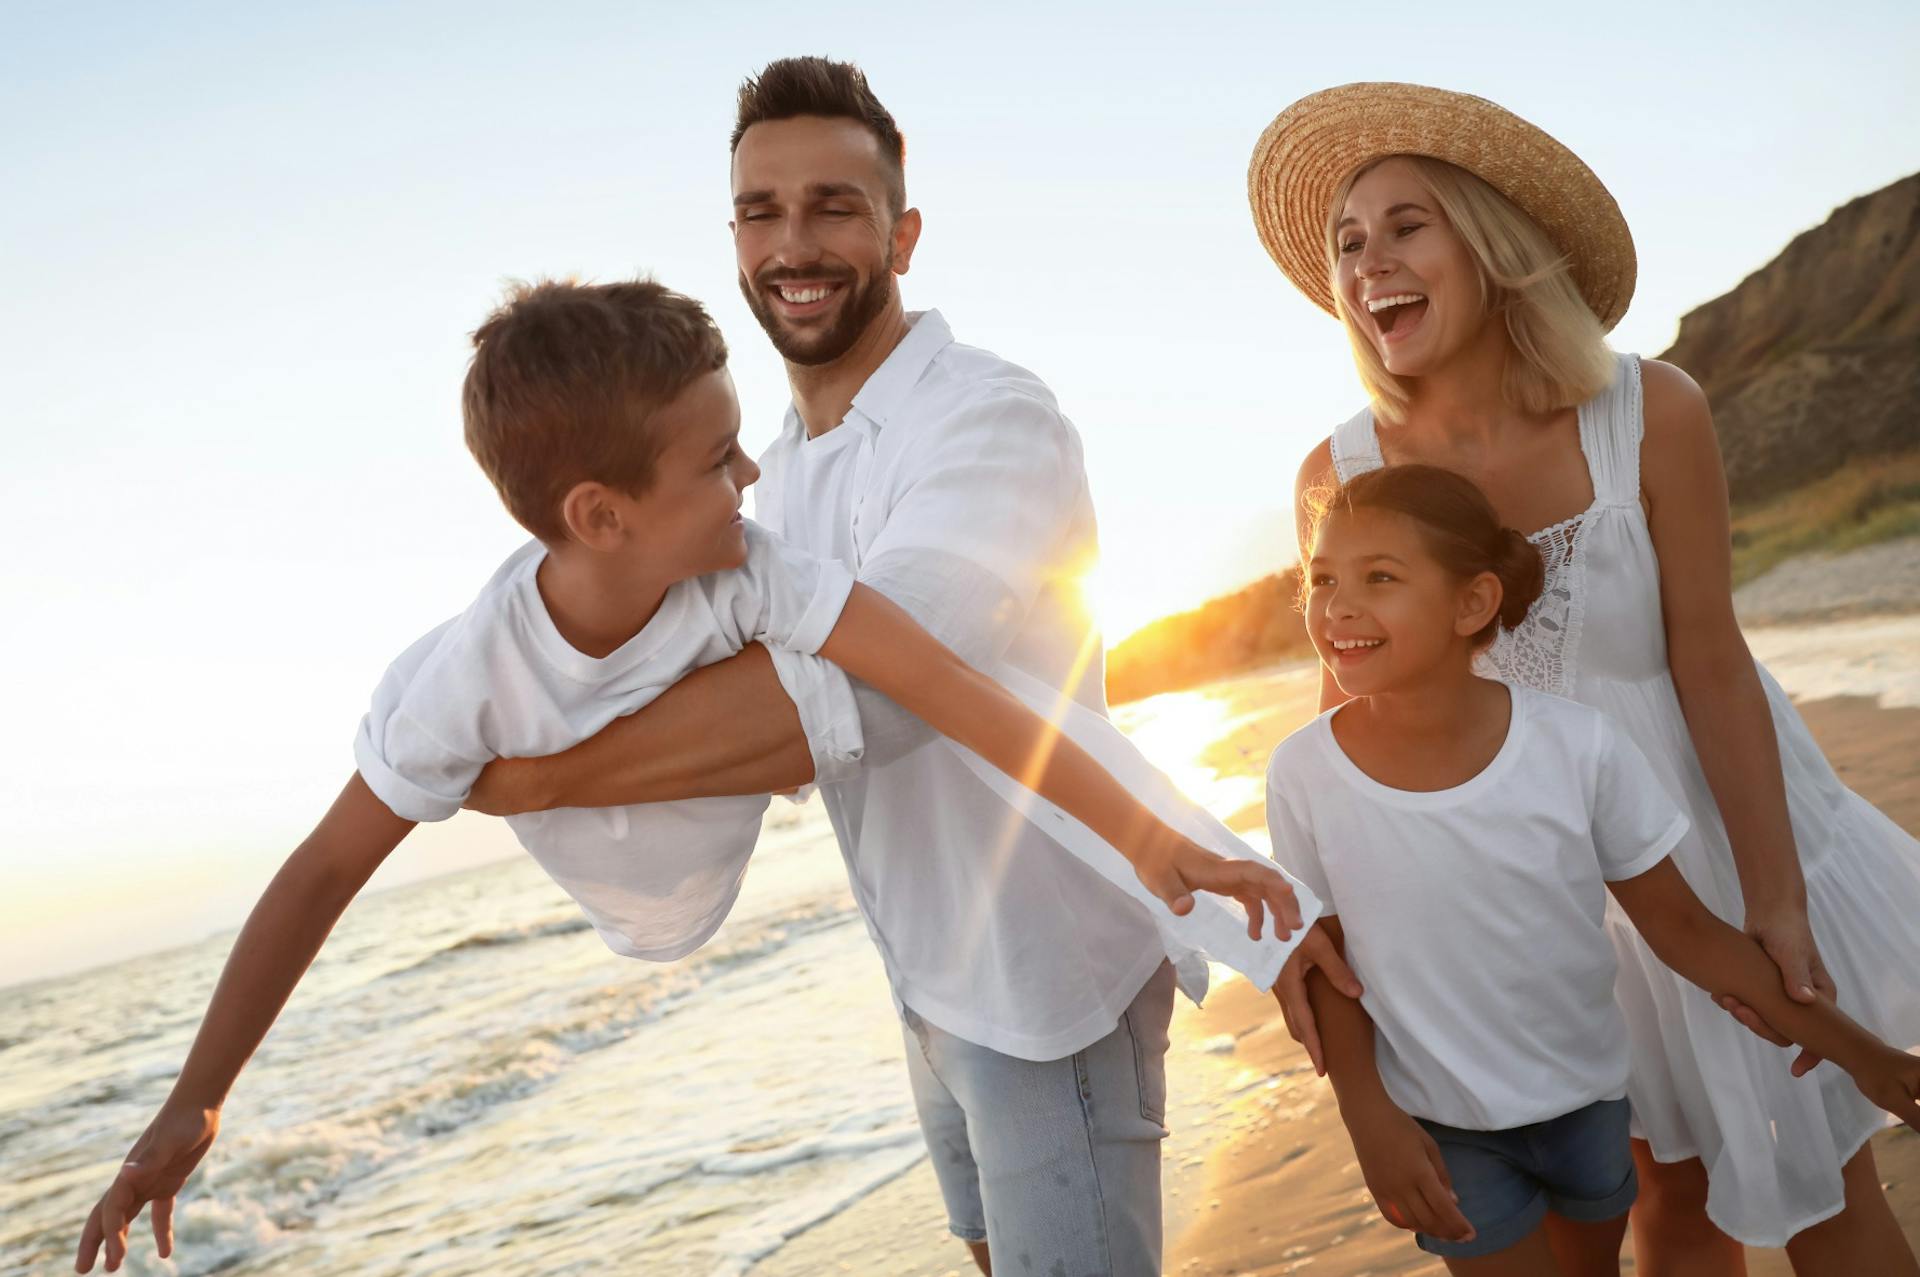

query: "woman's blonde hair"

left=1326, top=155, right=1614, bottom=424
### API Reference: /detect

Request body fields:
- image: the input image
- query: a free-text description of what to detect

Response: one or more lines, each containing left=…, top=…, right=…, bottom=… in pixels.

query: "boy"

left=76, top=279, right=1312, bottom=1273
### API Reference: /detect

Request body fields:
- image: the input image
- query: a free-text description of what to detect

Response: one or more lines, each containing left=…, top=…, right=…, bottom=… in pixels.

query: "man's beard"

left=739, top=255, right=895, bottom=367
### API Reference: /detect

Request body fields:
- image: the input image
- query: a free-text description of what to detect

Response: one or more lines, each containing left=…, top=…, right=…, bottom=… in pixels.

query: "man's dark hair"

left=462, top=279, right=728, bottom=543
left=731, top=56, right=906, bottom=215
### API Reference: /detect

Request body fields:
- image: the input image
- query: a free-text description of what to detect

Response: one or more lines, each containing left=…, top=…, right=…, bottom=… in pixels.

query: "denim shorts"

left=899, top=962, right=1175, bottom=1276
left=1414, top=1096, right=1638, bottom=1259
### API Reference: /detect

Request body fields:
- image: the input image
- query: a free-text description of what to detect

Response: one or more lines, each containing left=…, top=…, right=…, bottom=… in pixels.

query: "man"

left=469, top=57, right=1332, bottom=1273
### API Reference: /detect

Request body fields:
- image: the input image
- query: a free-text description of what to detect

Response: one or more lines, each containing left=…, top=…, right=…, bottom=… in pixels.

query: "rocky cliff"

left=1659, top=172, right=1920, bottom=502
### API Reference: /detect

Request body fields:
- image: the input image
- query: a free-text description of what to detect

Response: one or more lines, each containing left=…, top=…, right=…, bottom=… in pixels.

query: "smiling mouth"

left=766, top=279, right=847, bottom=315
left=1366, top=292, right=1429, bottom=338
left=1328, top=636, right=1387, bottom=662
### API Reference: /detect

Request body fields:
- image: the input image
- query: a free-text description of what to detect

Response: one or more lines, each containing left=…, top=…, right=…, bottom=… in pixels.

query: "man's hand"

left=1131, top=826, right=1303, bottom=940
left=1346, top=1101, right=1475, bottom=1242
left=464, top=756, right=549, bottom=817
left=75, top=1102, right=220, bottom=1273
left=1712, top=904, right=1834, bottom=1077
left=1271, top=922, right=1364, bottom=1075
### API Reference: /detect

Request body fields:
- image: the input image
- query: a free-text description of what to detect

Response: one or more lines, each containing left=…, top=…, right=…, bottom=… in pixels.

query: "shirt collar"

left=849, top=309, right=953, bottom=429
left=777, top=309, right=954, bottom=442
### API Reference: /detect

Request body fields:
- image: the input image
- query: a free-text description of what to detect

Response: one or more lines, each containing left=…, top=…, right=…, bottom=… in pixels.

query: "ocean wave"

left=706, top=1135, right=926, bottom=1277
left=385, top=915, right=596, bottom=978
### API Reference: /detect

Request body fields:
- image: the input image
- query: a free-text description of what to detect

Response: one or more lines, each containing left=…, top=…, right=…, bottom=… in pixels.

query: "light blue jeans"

left=899, top=961, right=1175, bottom=1276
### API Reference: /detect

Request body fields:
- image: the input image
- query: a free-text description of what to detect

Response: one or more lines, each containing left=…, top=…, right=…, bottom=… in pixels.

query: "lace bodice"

left=1327, top=355, right=1657, bottom=700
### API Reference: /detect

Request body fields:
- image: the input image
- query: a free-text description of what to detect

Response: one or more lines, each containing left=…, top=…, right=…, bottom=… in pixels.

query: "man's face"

left=730, top=115, right=913, bottom=365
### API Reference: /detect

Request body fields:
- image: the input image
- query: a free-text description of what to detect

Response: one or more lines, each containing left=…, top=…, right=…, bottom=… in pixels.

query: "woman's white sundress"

left=1330, top=353, right=1920, bottom=1246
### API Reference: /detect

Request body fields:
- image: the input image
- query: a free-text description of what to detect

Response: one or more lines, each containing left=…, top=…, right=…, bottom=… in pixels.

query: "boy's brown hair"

left=731, top=56, right=906, bottom=215
left=462, top=279, right=728, bottom=543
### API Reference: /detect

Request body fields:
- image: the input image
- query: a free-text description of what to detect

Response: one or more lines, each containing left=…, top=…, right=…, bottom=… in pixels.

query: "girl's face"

left=1305, top=506, right=1495, bottom=697
left=1334, top=158, right=1490, bottom=379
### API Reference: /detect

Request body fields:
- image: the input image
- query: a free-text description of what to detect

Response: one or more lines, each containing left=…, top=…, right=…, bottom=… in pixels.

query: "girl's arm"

left=816, top=582, right=1302, bottom=933
left=1308, top=919, right=1474, bottom=1243
left=1610, top=858, right=1920, bottom=1130
left=1640, top=360, right=1828, bottom=1008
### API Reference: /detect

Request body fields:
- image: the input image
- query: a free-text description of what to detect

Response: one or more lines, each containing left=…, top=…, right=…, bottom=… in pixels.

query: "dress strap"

left=1576, top=353, right=1645, bottom=506
left=1328, top=405, right=1383, bottom=482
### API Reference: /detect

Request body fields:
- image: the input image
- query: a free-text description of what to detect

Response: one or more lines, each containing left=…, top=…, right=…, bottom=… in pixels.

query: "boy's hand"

left=1131, top=825, right=1302, bottom=941
left=76, top=1102, right=219, bottom=1273
left=1851, top=1047, right=1920, bottom=1135
left=1346, top=1101, right=1475, bottom=1244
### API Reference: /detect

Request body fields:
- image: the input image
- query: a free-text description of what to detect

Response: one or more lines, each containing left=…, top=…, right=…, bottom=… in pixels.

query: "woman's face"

left=1334, top=158, right=1491, bottom=379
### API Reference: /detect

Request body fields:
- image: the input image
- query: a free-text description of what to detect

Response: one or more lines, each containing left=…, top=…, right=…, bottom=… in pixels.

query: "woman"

left=1251, top=82, right=1920, bottom=1274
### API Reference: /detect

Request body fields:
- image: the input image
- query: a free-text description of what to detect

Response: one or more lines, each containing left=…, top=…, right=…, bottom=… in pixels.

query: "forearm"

left=846, top=622, right=1157, bottom=858
left=843, top=547, right=1031, bottom=769
left=1307, top=956, right=1393, bottom=1112
left=511, top=643, right=815, bottom=810
left=1668, top=644, right=1805, bottom=908
left=172, top=777, right=410, bottom=1109
left=1628, top=871, right=1881, bottom=1067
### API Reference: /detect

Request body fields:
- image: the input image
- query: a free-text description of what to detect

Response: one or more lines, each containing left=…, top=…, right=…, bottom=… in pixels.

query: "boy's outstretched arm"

left=1306, top=918, right=1475, bottom=1244
left=816, top=584, right=1301, bottom=931
left=1611, top=858, right=1920, bottom=1130
left=75, top=775, right=415, bottom=1274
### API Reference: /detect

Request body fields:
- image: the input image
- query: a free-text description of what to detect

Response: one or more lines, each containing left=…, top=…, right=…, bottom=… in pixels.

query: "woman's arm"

left=1640, top=360, right=1828, bottom=1005
left=816, top=583, right=1302, bottom=932
left=1610, top=859, right=1920, bottom=1130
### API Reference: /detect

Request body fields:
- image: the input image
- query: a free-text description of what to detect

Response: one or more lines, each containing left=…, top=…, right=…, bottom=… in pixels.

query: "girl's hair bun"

left=1494, top=526, right=1546, bottom=631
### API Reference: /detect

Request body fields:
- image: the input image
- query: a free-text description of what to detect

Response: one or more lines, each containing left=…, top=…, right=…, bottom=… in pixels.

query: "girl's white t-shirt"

left=1265, top=686, right=1687, bottom=1130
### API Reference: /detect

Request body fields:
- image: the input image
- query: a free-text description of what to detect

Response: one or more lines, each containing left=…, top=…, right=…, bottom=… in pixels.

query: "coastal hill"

left=1106, top=172, right=1920, bottom=706
left=1661, top=172, right=1920, bottom=503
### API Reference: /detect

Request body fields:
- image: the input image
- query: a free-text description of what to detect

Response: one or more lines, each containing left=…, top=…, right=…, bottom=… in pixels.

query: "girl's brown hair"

left=1307, top=464, right=1545, bottom=647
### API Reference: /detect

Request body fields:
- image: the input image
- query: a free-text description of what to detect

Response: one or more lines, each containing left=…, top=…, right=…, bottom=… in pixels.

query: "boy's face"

left=625, top=367, right=758, bottom=577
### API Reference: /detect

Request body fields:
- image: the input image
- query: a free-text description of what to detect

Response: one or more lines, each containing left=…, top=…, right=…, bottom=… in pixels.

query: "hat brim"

left=1247, top=82, right=1636, bottom=332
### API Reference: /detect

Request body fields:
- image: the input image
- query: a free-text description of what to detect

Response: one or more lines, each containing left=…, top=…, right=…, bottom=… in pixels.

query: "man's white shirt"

left=758, top=310, right=1298, bottom=1060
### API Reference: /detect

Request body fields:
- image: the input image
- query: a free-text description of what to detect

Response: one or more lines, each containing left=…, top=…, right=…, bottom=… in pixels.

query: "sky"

left=4, top=0, right=1918, bottom=986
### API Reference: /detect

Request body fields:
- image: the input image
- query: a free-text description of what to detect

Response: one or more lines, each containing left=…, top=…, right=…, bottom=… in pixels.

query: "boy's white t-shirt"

left=354, top=522, right=857, bottom=962
left=1265, top=686, right=1688, bottom=1130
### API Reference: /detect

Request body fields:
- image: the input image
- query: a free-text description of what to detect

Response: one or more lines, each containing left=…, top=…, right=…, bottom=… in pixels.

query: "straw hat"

left=1247, top=82, right=1636, bottom=331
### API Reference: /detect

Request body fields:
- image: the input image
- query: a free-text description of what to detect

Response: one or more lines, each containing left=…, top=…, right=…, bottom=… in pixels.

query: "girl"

left=1267, top=463, right=1920, bottom=1276
left=1252, top=82, right=1920, bottom=1273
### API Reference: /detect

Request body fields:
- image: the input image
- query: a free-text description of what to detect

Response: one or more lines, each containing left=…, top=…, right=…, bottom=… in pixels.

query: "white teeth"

left=1331, top=638, right=1384, bottom=651
left=777, top=285, right=831, bottom=304
left=1365, top=293, right=1426, bottom=313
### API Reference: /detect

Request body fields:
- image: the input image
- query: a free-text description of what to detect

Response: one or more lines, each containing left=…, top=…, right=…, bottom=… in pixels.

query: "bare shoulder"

left=1639, top=359, right=1715, bottom=445
left=1295, top=436, right=1336, bottom=500
left=1294, top=436, right=1337, bottom=545
left=1637, top=358, right=1725, bottom=481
